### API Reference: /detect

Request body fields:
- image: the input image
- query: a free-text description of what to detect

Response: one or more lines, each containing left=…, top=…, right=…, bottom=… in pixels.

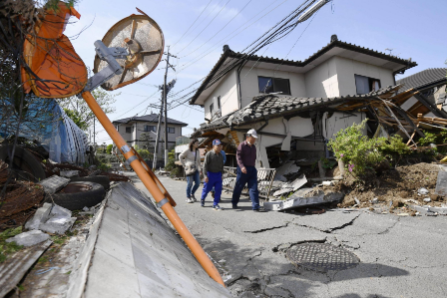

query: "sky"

left=64, top=0, right=447, bottom=145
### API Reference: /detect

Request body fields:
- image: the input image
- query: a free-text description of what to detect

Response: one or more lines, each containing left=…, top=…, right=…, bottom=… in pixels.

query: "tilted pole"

left=81, top=90, right=225, bottom=287
left=153, top=96, right=163, bottom=170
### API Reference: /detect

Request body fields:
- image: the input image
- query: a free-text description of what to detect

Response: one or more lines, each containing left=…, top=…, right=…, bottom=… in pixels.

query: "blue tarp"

left=0, top=97, right=89, bottom=164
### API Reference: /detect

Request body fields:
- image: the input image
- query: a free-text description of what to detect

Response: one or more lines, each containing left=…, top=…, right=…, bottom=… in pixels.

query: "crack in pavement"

left=378, top=217, right=400, bottom=234
left=293, top=214, right=361, bottom=234
left=243, top=222, right=292, bottom=233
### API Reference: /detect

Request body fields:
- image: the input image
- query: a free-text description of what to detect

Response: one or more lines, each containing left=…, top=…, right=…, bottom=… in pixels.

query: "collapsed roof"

left=192, top=85, right=425, bottom=139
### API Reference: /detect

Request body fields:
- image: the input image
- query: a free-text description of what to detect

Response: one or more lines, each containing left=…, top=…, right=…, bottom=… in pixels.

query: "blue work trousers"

left=186, top=171, right=200, bottom=198
left=232, top=166, right=259, bottom=210
left=201, top=172, right=222, bottom=206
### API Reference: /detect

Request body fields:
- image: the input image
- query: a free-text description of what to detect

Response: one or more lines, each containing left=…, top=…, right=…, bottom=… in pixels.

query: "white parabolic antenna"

left=93, top=8, right=165, bottom=91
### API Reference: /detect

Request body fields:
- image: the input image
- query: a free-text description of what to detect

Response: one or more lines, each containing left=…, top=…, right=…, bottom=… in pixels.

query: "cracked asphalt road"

left=132, top=174, right=447, bottom=298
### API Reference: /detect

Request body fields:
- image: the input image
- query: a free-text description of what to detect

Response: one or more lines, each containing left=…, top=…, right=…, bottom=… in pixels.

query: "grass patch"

left=0, top=227, right=24, bottom=263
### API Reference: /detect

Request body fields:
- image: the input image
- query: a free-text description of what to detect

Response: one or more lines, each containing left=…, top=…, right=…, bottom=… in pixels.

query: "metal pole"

left=153, top=98, right=163, bottom=169
left=93, top=117, right=96, bottom=151
left=163, top=46, right=170, bottom=167
left=81, top=90, right=225, bottom=287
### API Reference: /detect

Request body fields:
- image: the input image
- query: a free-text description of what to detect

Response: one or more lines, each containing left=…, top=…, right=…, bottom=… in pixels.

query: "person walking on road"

left=179, top=138, right=201, bottom=203
left=201, top=139, right=224, bottom=210
left=211, top=145, right=226, bottom=198
left=232, top=129, right=260, bottom=211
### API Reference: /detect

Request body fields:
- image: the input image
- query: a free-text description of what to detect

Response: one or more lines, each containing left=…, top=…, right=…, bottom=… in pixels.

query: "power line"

left=168, top=0, right=321, bottom=108
left=181, top=0, right=254, bottom=58
left=171, top=0, right=215, bottom=48
left=175, top=0, right=289, bottom=73
left=175, top=0, right=233, bottom=54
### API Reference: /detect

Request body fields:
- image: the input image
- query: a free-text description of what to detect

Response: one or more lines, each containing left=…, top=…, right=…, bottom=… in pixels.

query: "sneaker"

left=186, top=198, right=194, bottom=204
left=232, top=205, right=238, bottom=209
left=201, top=200, right=205, bottom=207
left=213, top=205, right=222, bottom=211
left=191, top=195, right=198, bottom=202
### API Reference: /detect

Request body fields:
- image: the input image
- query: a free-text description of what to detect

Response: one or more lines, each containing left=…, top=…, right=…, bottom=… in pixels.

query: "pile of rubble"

left=337, top=162, right=447, bottom=216
left=264, top=159, right=345, bottom=212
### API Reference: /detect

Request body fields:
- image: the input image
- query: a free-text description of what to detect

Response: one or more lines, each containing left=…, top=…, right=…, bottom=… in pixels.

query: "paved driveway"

left=132, top=174, right=447, bottom=298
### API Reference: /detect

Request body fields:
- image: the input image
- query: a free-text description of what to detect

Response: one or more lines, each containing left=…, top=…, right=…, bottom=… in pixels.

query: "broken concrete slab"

left=275, top=161, right=300, bottom=177
left=60, top=170, right=80, bottom=178
left=6, top=230, right=50, bottom=247
left=435, top=171, right=447, bottom=196
left=40, top=217, right=77, bottom=235
left=50, top=204, right=72, bottom=218
left=38, top=175, right=70, bottom=194
left=38, top=204, right=75, bottom=235
left=25, top=202, right=52, bottom=230
left=265, top=188, right=343, bottom=211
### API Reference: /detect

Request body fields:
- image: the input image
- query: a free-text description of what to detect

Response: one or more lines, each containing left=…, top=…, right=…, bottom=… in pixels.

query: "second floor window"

left=258, top=77, right=291, bottom=95
left=217, top=96, right=221, bottom=109
left=168, top=127, right=175, bottom=134
left=144, top=125, right=156, bottom=132
left=355, top=75, right=381, bottom=95
left=209, top=103, right=214, bottom=116
left=126, top=126, right=132, bottom=133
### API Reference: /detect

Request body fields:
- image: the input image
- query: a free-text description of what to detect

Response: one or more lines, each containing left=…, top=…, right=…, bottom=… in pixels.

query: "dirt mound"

left=338, top=163, right=444, bottom=208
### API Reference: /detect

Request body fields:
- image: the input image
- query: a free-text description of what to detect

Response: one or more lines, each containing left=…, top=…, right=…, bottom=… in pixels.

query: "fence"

left=222, top=166, right=276, bottom=198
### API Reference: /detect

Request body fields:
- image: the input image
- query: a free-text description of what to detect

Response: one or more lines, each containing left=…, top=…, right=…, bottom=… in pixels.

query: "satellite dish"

left=93, top=8, right=164, bottom=91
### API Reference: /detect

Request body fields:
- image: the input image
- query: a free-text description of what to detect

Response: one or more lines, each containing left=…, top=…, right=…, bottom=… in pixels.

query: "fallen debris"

left=0, top=240, right=53, bottom=298
left=25, top=203, right=52, bottom=230
left=60, top=170, right=80, bottom=178
left=38, top=204, right=76, bottom=235
left=338, top=163, right=445, bottom=209
left=435, top=171, right=447, bottom=196
left=6, top=230, right=50, bottom=247
left=38, top=175, right=70, bottom=194
left=275, top=161, right=300, bottom=178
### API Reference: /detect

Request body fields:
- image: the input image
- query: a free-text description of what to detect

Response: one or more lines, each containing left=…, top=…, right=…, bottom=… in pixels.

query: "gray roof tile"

left=397, top=68, right=447, bottom=91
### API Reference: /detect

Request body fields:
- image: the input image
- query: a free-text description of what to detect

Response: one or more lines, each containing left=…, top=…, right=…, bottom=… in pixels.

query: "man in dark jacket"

left=232, top=129, right=260, bottom=211
left=201, top=139, right=224, bottom=210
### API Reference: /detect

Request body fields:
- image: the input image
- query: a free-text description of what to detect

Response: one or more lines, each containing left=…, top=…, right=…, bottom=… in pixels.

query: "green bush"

left=328, top=120, right=385, bottom=175
left=106, top=144, right=113, bottom=155
left=328, top=120, right=411, bottom=176
left=133, top=145, right=153, bottom=160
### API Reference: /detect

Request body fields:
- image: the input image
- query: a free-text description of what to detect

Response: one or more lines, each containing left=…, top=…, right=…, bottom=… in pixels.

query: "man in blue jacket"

left=201, top=139, right=225, bottom=210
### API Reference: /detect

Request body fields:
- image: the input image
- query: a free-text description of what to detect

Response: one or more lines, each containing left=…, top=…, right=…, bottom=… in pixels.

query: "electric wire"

left=171, top=0, right=215, bottom=48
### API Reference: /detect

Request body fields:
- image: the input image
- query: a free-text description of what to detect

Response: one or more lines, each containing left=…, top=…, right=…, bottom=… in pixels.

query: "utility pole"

left=93, top=117, right=96, bottom=151
left=153, top=98, right=163, bottom=170
left=161, top=46, right=177, bottom=167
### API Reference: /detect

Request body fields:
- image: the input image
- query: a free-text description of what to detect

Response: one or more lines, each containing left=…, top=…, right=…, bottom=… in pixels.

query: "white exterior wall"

left=334, top=56, right=395, bottom=96
left=204, top=70, right=239, bottom=119
left=239, top=66, right=307, bottom=108
left=304, top=56, right=395, bottom=98
left=304, top=57, right=339, bottom=98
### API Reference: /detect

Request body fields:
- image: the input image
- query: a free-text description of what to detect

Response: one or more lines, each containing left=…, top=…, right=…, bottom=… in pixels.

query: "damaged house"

left=190, top=35, right=428, bottom=169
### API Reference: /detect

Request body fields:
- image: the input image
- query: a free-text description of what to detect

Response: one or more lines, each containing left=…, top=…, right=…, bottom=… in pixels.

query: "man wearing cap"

left=232, top=129, right=260, bottom=211
left=200, top=139, right=224, bottom=210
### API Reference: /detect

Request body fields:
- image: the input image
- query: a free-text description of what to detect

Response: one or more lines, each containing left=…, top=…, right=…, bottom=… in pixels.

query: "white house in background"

left=112, top=114, right=187, bottom=155
left=189, top=35, right=418, bottom=168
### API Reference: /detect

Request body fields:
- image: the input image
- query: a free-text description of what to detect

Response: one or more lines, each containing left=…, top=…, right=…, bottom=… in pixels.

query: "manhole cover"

left=286, top=243, right=359, bottom=272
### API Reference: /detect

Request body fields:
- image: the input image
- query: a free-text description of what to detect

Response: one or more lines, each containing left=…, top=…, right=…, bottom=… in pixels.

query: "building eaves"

left=197, top=86, right=400, bottom=132
left=189, top=37, right=418, bottom=105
